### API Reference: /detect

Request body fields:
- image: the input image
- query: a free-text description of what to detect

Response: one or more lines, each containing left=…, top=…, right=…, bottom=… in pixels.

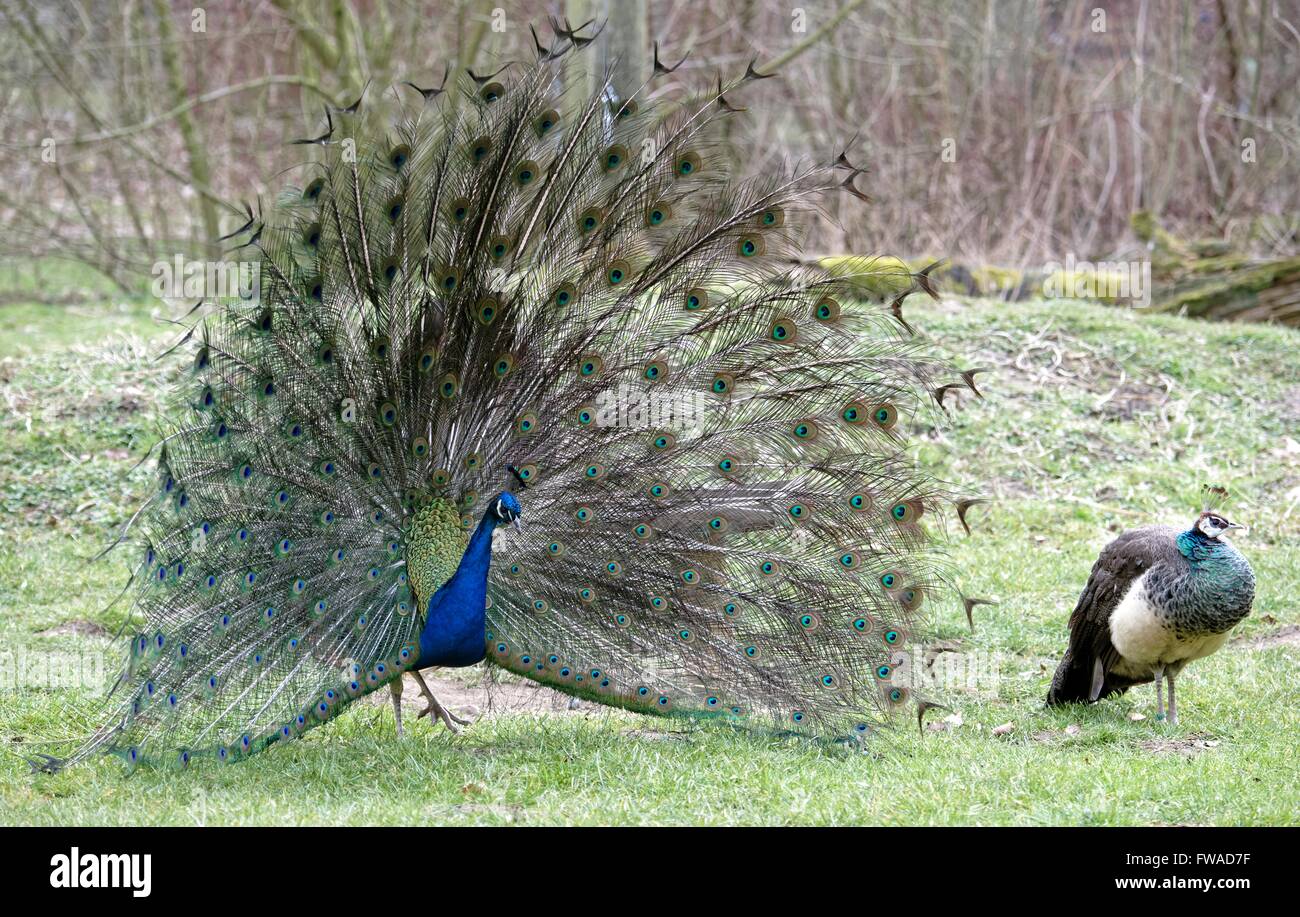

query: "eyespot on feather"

left=439, top=266, right=462, bottom=293
left=577, top=354, right=604, bottom=378
left=767, top=316, right=797, bottom=343
left=602, top=144, right=629, bottom=172
left=890, top=499, right=924, bottom=523
left=898, top=586, right=924, bottom=611
left=606, top=259, right=631, bottom=286
left=685, top=288, right=710, bottom=311
left=388, top=145, right=411, bottom=170
left=645, top=201, right=673, bottom=227
left=553, top=282, right=578, bottom=308
left=474, top=296, right=499, bottom=326
left=470, top=135, right=493, bottom=162
left=577, top=206, right=606, bottom=234
left=813, top=296, right=841, bottom=322
left=675, top=151, right=702, bottom=177
left=513, top=160, right=538, bottom=186
left=848, top=492, right=872, bottom=512
left=534, top=108, right=560, bottom=137
left=791, top=418, right=819, bottom=441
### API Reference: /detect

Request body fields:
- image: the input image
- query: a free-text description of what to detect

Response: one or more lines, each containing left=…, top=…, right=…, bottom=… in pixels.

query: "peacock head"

left=1194, top=511, right=1244, bottom=540
left=491, top=491, right=523, bottom=531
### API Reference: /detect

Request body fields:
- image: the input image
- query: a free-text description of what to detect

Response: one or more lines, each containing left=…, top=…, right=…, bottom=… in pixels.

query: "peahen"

left=1046, top=492, right=1254, bottom=725
left=44, top=23, right=983, bottom=771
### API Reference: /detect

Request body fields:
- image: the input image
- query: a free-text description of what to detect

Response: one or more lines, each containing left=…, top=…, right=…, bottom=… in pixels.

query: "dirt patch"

left=1091, top=378, right=1171, bottom=421
left=1140, top=734, right=1222, bottom=756
left=1278, top=386, right=1300, bottom=425
left=36, top=619, right=110, bottom=638
left=1234, top=624, right=1300, bottom=651
left=1031, top=724, right=1082, bottom=744
left=976, top=325, right=1162, bottom=401
left=363, top=670, right=582, bottom=720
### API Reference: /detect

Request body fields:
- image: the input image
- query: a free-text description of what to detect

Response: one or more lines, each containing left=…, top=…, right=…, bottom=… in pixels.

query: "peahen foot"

left=411, top=670, right=471, bottom=733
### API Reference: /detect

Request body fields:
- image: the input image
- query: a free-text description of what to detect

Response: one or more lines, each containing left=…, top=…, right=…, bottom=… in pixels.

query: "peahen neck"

left=1176, top=528, right=1244, bottom=566
left=414, top=509, right=500, bottom=668
left=1169, top=528, right=1255, bottom=633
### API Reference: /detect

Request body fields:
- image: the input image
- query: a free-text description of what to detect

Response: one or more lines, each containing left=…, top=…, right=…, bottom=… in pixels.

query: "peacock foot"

left=411, top=670, right=471, bottom=733
left=416, top=698, right=470, bottom=733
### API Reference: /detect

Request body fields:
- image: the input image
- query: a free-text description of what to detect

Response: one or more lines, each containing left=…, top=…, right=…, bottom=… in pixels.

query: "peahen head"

left=490, top=491, right=523, bottom=531
left=1193, top=511, right=1244, bottom=540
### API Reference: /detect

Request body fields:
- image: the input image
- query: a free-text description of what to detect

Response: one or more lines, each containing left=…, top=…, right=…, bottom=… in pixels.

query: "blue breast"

left=416, top=513, right=497, bottom=668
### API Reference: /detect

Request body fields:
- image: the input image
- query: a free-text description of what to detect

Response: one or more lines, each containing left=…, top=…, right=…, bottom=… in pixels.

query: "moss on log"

left=1131, top=211, right=1300, bottom=327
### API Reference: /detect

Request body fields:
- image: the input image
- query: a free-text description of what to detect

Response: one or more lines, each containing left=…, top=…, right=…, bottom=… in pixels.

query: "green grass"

left=1, top=292, right=1297, bottom=825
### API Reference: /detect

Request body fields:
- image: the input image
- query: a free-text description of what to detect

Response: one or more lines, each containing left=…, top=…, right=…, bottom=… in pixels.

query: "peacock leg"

left=410, top=669, right=469, bottom=733
left=390, top=678, right=405, bottom=738
left=1166, top=671, right=1178, bottom=726
left=1153, top=666, right=1165, bottom=722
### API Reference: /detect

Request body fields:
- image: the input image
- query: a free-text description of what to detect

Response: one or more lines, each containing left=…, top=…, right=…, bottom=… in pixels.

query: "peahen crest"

left=53, top=23, right=982, bottom=770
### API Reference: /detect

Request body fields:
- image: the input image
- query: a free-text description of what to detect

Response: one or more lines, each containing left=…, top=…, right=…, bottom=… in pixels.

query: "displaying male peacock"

left=44, top=22, right=983, bottom=772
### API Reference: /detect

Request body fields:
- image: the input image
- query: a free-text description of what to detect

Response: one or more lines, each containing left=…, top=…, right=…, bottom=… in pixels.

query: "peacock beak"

left=513, top=517, right=523, bottom=533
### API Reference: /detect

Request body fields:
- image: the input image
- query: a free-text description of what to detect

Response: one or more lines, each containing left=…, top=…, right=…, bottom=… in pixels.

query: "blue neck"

left=1170, top=526, right=1255, bottom=630
left=1176, top=528, right=1233, bottom=564
left=415, top=512, right=499, bottom=668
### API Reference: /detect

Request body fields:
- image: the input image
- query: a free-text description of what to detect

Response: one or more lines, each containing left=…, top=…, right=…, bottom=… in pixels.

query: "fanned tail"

left=61, top=25, right=976, bottom=770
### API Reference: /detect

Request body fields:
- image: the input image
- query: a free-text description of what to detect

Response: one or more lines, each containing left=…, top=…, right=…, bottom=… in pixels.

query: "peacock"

left=1046, top=489, right=1255, bottom=725
left=41, top=21, right=984, bottom=772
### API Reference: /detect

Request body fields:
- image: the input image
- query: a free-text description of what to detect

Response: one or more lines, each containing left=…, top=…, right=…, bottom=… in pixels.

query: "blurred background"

left=1, top=0, right=1297, bottom=302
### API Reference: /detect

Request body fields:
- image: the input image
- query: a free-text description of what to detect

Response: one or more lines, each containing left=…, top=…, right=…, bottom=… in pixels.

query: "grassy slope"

left=0, top=293, right=1297, bottom=826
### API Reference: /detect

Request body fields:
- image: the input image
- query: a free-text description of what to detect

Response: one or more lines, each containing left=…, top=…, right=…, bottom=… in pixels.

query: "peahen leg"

left=389, top=678, right=404, bottom=739
left=1166, top=670, right=1178, bottom=726
left=410, top=669, right=471, bottom=732
left=1153, top=666, right=1166, bottom=722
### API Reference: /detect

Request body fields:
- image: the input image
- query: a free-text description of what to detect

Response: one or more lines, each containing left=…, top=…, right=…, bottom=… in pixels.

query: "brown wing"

left=1046, top=526, right=1184, bottom=704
